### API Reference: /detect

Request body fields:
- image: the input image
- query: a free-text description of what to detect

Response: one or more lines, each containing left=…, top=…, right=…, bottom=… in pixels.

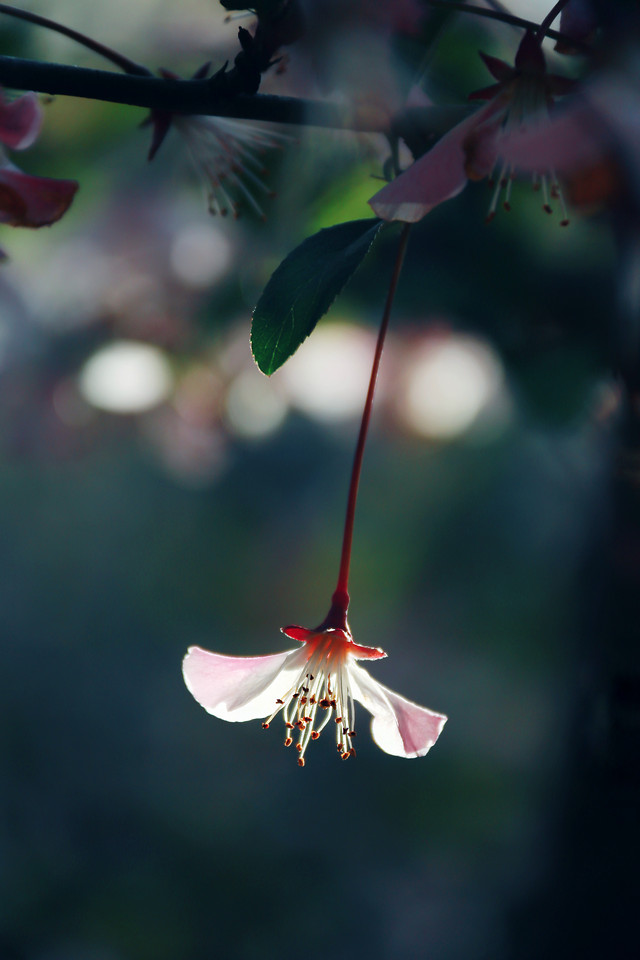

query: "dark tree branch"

left=0, top=54, right=467, bottom=134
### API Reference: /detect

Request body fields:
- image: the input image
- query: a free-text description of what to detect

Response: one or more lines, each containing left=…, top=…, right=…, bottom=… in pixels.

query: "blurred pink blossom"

left=0, top=89, right=78, bottom=236
left=183, top=625, right=446, bottom=766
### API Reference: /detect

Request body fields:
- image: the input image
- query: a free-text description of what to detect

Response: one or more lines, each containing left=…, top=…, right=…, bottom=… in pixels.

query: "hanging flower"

left=369, top=31, right=574, bottom=225
left=0, top=89, right=77, bottom=242
left=183, top=624, right=447, bottom=766
left=475, top=48, right=640, bottom=224
left=147, top=66, right=290, bottom=219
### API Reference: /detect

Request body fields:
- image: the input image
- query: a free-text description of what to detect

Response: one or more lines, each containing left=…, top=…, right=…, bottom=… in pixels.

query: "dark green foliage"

left=251, top=218, right=384, bottom=374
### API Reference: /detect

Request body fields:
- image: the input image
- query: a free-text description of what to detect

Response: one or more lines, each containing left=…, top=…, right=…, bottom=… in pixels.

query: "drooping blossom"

left=147, top=67, right=289, bottom=219
left=487, top=55, right=640, bottom=378
left=183, top=624, right=447, bottom=766
left=0, top=89, right=78, bottom=241
left=369, top=31, right=575, bottom=225
left=492, top=68, right=636, bottom=208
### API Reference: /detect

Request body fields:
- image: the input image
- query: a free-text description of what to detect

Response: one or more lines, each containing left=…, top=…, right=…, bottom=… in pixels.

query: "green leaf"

left=251, top=218, right=384, bottom=375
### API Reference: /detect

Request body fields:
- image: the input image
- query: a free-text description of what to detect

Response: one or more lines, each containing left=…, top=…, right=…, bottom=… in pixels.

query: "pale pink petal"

left=369, top=100, right=501, bottom=222
left=0, top=92, right=42, bottom=150
left=0, top=165, right=78, bottom=227
left=497, top=100, right=604, bottom=175
left=464, top=110, right=504, bottom=180
left=182, top=645, right=306, bottom=722
left=348, top=662, right=447, bottom=758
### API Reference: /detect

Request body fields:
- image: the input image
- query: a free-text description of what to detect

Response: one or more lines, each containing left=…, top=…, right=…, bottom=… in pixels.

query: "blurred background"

left=0, top=2, right=633, bottom=959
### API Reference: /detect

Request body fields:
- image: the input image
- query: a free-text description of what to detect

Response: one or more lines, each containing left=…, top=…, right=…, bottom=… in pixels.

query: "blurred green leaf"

left=251, top=218, right=383, bottom=375
left=309, top=164, right=383, bottom=232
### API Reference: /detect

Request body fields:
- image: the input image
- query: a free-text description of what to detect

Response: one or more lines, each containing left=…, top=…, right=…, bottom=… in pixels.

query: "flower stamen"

left=486, top=160, right=509, bottom=222
left=172, top=115, right=292, bottom=220
left=541, top=173, right=553, bottom=213
left=259, top=632, right=367, bottom=764
left=503, top=172, right=514, bottom=211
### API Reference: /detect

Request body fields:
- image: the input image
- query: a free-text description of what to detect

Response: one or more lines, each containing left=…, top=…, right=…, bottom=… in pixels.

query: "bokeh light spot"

left=79, top=341, right=173, bottom=414
left=399, top=333, right=506, bottom=440
left=225, top=368, right=288, bottom=438
left=170, top=224, right=232, bottom=289
left=278, top=322, right=375, bottom=422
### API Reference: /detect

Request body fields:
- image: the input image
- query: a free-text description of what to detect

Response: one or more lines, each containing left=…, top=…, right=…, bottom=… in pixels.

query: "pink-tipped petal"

left=346, top=640, right=387, bottom=661
left=0, top=91, right=42, bottom=150
left=182, top=645, right=305, bottom=722
left=0, top=165, right=78, bottom=227
left=349, top=662, right=447, bottom=758
left=282, top=625, right=315, bottom=642
left=282, top=625, right=387, bottom=659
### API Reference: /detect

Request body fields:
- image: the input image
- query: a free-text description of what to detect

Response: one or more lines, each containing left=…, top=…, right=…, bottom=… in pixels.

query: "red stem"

left=319, top=224, right=411, bottom=633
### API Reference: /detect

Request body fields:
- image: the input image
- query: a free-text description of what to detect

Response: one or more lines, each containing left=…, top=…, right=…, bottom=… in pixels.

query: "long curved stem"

left=422, top=0, right=588, bottom=51
left=0, top=2, right=150, bottom=75
left=320, top=224, right=412, bottom=633
left=537, top=0, right=570, bottom=40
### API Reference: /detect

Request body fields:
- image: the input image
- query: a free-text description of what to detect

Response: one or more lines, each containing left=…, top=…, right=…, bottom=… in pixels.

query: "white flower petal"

left=348, top=661, right=447, bottom=758
left=182, top=645, right=304, bottom=722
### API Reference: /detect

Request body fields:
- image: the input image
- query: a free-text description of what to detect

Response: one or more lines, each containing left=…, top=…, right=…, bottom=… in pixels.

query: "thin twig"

left=0, top=2, right=150, bottom=75
left=422, top=0, right=590, bottom=51
left=537, top=0, right=571, bottom=40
